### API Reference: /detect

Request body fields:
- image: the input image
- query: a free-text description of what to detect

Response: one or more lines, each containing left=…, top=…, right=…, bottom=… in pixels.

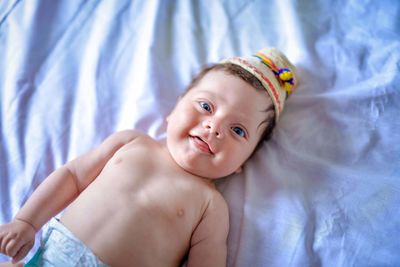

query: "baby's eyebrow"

left=260, top=104, right=274, bottom=113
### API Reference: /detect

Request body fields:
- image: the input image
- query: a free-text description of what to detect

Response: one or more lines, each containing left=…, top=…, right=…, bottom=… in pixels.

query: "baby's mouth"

left=189, top=135, right=213, bottom=154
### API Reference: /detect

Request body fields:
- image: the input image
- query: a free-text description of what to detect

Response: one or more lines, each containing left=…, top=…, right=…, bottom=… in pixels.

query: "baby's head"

left=166, top=48, right=297, bottom=179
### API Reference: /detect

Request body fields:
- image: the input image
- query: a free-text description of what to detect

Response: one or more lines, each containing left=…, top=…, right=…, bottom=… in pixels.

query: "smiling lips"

left=190, top=135, right=213, bottom=154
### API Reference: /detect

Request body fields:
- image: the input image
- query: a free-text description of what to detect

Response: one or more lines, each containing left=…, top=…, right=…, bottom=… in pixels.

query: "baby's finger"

left=0, top=233, right=11, bottom=254
left=5, top=239, right=21, bottom=257
left=12, top=241, right=33, bottom=263
left=0, top=237, right=6, bottom=254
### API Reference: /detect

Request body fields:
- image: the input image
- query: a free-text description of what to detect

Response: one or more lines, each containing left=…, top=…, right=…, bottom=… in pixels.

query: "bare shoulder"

left=100, top=130, right=155, bottom=149
left=194, top=184, right=229, bottom=240
left=105, top=129, right=143, bottom=144
left=205, top=184, right=228, bottom=207
left=206, top=187, right=229, bottom=226
left=205, top=186, right=229, bottom=235
left=66, top=130, right=147, bottom=175
left=187, top=185, right=229, bottom=266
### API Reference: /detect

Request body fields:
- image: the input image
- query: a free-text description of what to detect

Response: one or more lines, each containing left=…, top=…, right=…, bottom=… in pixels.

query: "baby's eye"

left=232, top=126, right=246, bottom=138
left=199, top=102, right=212, bottom=113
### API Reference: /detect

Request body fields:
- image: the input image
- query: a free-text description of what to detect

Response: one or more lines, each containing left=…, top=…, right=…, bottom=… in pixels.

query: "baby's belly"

left=60, top=176, right=197, bottom=266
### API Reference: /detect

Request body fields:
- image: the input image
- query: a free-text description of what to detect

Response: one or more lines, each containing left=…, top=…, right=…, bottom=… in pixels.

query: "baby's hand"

left=0, top=219, right=36, bottom=263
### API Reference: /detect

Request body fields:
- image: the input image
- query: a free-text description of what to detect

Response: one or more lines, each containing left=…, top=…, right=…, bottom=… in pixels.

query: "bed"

left=1, top=0, right=399, bottom=266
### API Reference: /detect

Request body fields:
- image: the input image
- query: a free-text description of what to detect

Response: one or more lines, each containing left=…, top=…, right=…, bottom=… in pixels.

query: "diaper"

left=25, top=218, right=108, bottom=267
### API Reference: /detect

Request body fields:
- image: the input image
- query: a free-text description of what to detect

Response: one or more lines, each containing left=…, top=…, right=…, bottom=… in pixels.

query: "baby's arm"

left=187, top=192, right=230, bottom=267
left=0, top=130, right=139, bottom=263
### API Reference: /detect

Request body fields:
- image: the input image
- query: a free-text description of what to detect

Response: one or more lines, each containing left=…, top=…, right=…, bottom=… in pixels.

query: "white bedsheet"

left=1, top=0, right=399, bottom=266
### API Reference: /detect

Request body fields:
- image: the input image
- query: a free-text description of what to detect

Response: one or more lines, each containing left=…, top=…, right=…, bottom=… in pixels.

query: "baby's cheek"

left=180, top=108, right=199, bottom=125
left=233, top=147, right=253, bottom=165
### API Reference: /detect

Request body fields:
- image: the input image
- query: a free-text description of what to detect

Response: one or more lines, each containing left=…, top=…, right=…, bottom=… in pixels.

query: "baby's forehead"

left=195, top=70, right=271, bottom=99
left=199, top=68, right=268, bottom=94
left=193, top=69, right=247, bottom=91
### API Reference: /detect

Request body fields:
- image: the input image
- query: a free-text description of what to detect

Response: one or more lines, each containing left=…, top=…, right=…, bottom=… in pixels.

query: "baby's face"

left=166, top=70, right=273, bottom=179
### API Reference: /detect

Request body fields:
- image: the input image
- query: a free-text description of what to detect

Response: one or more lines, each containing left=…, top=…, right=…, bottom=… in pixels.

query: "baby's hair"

left=184, top=63, right=276, bottom=153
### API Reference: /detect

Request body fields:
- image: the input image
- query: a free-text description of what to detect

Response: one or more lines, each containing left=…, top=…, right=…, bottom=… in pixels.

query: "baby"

left=0, top=48, right=296, bottom=267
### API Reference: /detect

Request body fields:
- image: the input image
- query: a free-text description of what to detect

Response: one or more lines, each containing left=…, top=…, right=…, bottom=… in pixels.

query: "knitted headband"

left=222, top=48, right=297, bottom=121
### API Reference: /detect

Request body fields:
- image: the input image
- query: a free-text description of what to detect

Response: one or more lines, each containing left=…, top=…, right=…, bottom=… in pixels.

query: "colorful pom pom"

left=253, top=53, right=296, bottom=95
left=283, top=82, right=293, bottom=94
left=279, top=68, right=292, bottom=81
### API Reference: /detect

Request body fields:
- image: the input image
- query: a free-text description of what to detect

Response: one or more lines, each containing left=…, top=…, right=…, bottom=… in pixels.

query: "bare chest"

left=62, top=142, right=213, bottom=264
left=80, top=175, right=204, bottom=265
left=96, top=143, right=210, bottom=213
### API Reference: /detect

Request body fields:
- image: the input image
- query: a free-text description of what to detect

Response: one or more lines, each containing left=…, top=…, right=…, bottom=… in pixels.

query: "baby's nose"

left=203, top=120, right=223, bottom=138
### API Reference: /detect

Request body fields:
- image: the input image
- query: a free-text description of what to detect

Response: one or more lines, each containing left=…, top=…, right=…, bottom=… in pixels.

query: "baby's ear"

left=235, top=166, right=243, bottom=174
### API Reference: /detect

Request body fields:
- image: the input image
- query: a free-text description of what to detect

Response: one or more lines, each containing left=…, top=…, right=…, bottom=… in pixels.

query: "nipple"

left=114, top=157, right=123, bottom=164
left=177, top=208, right=184, bottom=217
